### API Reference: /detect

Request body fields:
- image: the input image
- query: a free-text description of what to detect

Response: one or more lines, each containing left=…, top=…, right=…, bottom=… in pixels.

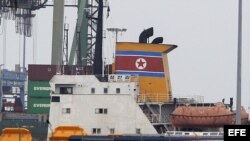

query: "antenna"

left=107, top=27, right=127, bottom=59
left=107, top=28, right=127, bottom=43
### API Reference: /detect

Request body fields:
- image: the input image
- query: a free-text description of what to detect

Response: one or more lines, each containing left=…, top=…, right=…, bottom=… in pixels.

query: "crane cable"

left=33, top=11, right=37, bottom=64
left=2, top=18, right=6, bottom=69
left=19, top=29, right=21, bottom=68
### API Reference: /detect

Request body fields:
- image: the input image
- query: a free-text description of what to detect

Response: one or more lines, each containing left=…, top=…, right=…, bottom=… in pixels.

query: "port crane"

left=0, top=0, right=109, bottom=110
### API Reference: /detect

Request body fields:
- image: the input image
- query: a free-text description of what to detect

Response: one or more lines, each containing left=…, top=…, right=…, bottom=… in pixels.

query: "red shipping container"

left=28, top=65, right=57, bottom=81
left=28, top=64, right=94, bottom=81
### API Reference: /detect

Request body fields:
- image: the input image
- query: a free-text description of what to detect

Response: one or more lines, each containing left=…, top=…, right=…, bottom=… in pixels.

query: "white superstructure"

left=48, top=74, right=157, bottom=135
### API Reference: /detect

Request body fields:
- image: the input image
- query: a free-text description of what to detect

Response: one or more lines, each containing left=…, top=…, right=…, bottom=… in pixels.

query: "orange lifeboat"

left=171, top=102, right=235, bottom=127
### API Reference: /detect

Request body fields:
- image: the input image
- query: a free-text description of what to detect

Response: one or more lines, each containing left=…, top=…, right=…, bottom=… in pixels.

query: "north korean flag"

left=115, top=51, right=165, bottom=77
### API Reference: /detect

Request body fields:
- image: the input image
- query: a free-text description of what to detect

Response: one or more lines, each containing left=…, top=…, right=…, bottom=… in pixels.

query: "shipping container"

left=28, top=81, right=51, bottom=97
left=27, top=97, right=50, bottom=114
left=28, top=65, right=58, bottom=81
left=28, top=65, right=93, bottom=81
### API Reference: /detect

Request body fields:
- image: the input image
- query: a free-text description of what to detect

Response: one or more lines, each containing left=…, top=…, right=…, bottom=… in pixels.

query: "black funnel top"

left=139, top=27, right=154, bottom=43
left=152, top=37, right=163, bottom=44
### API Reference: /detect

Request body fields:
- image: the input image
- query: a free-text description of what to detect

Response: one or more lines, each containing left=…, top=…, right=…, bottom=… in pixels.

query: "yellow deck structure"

left=49, top=126, right=87, bottom=141
left=0, top=128, right=32, bottom=141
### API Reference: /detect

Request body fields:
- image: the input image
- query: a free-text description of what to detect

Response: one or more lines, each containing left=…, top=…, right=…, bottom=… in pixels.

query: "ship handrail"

left=165, top=131, right=224, bottom=137
left=137, top=93, right=169, bottom=103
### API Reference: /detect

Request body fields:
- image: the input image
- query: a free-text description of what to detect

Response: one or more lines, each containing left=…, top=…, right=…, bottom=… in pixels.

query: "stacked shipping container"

left=27, top=65, right=56, bottom=114
left=27, top=81, right=51, bottom=114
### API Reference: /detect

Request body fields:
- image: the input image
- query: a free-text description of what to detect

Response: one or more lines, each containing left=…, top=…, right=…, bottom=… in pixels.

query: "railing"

left=165, top=131, right=224, bottom=137
left=137, top=93, right=170, bottom=103
left=137, top=94, right=205, bottom=104
left=173, top=95, right=204, bottom=103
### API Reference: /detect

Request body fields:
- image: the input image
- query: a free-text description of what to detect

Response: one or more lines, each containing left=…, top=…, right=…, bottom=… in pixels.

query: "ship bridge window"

left=51, top=96, right=60, bottom=102
left=116, top=88, right=120, bottom=94
left=60, top=87, right=73, bottom=94
left=91, top=88, right=95, bottom=94
left=104, top=88, right=108, bottom=94
left=104, top=108, right=108, bottom=114
left=136, top=128, right=141, bottom=134
left=92, top=128, right=101, bottom=134
left=95, top=108, right=102, bottom=114
left=95, top=108, right=108, bottom=114
left=110, top=128, right=115, bottom=134
left=62, top=108, right=71, bottom=114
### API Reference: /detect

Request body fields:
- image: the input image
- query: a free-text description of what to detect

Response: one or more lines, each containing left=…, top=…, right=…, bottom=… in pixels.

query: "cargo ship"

left=46, top=28, right=235, bottom=140
left=46, top=26, right=248, bottom=140
left=1, top=28, right=249, bottom=141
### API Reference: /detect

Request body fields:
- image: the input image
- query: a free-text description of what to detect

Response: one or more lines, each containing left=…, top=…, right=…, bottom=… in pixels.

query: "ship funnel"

left=151, top=37, right=163, bottom=44
left=139, top=27, right=154, bottom=43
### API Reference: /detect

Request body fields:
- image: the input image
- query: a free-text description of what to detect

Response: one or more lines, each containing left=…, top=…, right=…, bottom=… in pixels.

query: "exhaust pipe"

left=152, top=37, right=163, bottom=44
left=139, top=27, right=154, bottom=43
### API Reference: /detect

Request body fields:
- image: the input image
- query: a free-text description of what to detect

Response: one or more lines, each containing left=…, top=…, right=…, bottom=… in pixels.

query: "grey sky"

left=0, top=0, right=250, bottom=109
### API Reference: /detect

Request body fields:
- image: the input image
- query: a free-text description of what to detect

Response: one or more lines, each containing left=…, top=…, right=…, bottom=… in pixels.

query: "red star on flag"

left=135, top=58, right=147, bottom=70
left=137, top=59, right=145, bottom=67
